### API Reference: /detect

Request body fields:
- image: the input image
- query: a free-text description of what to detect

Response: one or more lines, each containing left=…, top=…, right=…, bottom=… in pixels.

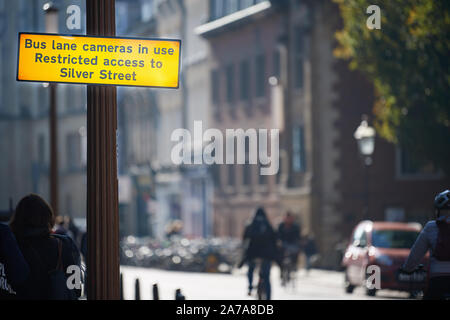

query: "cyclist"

left=277, top=212, right=301, bottom=282
left=402, top=190, right=450, bottom=299
left=242, top=207, right=278, bottom=299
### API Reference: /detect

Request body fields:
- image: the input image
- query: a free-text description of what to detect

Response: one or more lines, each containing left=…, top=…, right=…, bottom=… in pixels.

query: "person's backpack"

left=47, top=237, right=77, bottom=300
left=29, top=237, right=77, bottom=300
left=434, top=221, right=450, bottom=261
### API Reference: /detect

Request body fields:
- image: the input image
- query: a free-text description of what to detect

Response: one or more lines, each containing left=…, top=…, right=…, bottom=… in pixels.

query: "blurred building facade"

left=116, top=0, right=214, bottom=239
left=0, top=0, right=87, bottom=221
left=0, top=0, right=449, bottom=270
left=197, top=0, right=288, bottom=238
left=198, top=0, right=450, bottom=268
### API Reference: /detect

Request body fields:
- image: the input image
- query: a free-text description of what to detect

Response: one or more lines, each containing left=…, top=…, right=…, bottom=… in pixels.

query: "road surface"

left=120, top=265, right=410, bottom=300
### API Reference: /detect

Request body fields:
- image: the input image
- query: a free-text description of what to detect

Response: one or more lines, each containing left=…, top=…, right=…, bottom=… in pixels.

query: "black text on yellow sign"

left=16, top=32, right=181, bottom=88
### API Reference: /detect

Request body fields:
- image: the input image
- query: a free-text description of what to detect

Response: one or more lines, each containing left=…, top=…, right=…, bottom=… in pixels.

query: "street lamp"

left=43, top=2, right=59, bottom=33
left=43, top=2, right=59, bottom=215
left=354, top=115, right=376, bottom=219
left=354, top=116, right=376, bottom=165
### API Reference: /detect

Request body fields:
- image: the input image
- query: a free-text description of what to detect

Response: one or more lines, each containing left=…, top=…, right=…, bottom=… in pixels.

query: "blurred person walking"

left=402, top=190, right=450, bottom=300
left=9, top=194, right=82, bottom=299
left=277, top=212, right=301, bottom=284
left=67, top=216, right=80, bottom=245
left=241, top=207, right=279, bottom=299
left=54, top=215, right=69, bottom=236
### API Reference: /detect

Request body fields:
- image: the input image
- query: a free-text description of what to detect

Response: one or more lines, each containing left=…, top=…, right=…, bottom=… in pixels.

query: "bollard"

left=135, top=278, right=141, bottom=300
left=119, top=273, right=124, bottom=300
left=152, top=283, right=159, bottom=300
left=175, top=288, right=185, bottom=300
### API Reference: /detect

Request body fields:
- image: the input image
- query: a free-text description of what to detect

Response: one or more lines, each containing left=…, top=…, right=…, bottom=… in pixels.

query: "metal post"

left=134, top=278, right=140, bottom=300
left=120, top=273, right=124, bottom=300
left=363, top=158, right=370, bottom=219
left=43, top=2, right=59, bottom=215
left=152, top=283, right=159, bottom=300
left=86, top=0, right=119, bottom=300
left=49, top=83, right=58, bottom=215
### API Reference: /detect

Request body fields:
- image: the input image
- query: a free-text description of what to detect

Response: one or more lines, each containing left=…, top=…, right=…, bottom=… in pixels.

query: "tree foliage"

left=334, top=0, right=450, bottom=174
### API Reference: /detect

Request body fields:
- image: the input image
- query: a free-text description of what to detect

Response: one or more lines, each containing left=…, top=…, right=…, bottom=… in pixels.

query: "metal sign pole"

left=86, top=0, right=119, bottom=300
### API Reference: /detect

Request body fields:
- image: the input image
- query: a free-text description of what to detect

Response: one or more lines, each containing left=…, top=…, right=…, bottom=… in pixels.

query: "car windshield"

left=371, top=230, right=420, bottom=249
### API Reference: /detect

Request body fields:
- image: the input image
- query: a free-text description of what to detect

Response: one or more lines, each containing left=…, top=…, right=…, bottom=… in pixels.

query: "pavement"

left=120, top=265, right=410, bottom=300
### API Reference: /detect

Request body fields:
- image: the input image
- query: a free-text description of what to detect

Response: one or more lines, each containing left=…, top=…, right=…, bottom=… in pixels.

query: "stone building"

left=198, top=0, right=450, bottom=268
left=116, top=0, right=214, bottom=238
left=0, top=0, right=87, bottom=225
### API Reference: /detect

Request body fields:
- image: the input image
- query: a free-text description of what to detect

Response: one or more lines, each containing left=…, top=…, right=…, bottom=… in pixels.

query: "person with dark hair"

left=9, top=194, right=82, bottom=300
left=242, top=207, right=278, bottom=299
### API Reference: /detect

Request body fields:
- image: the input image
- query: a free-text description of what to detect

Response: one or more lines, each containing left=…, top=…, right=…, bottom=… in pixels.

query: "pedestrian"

left=0, top=222, right=30, bottom=299
left=67, top=216, right=80, bottom=245
left=9, top=194, right=82, bottom=299
left=242, top=207, right=279, bottom=299
left=53, top=215, right=69, bottom=236
left=402, top=190, right=450, bottom=300
left=277, top=212, right=301, bottom=282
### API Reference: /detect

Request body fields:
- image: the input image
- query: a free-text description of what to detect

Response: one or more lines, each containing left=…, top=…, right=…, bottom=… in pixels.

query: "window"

left=255, top=53, right=265, bottom=97
left=398, top=147, right=439, bottom=177
left=384, top=207, right=405, bottom=222
left=258, top=163, right=266, bottom=185
left=240, top=0, right=255, bottom=10
left=211, top=164, right=221, bottom=187
left=141, top=0, right=154, bottom=22
left=353, top=227, right=367, bottom=247
left=240, top=60, right=250, bottom=101
left=209, top=0, right=223, bottom=20
left=228, top=164, right=235, bottom=187
left=66, top=132, right=81, bottom=171
left=292, top=125, right=306, bottom=172
left=294, top=26, right=304, bottom=89
left=38, top=134, right=46, bottom=166
left=273, top=50, right=280, bottom=78
left=229, top=0, right=239, bottom=13
left=211, top=69, right=220, bottom=105
left=226, top=64, right=234, bottom=104
left=243, top=137, right=251, bottom=186
left=258, top=137, right=267, bottom=185
left=372, top=230, right=420, bottom=249
left=115, top=2, right=129, bottom=35
left=66, top=194, right=73, bottom=217
left=276, top=153, right=282, bottom=184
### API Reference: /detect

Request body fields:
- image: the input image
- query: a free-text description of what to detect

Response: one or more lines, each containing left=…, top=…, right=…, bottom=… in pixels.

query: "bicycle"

left=250, top=258, right=270, bottom=300
left=280, top=244, right=299, bottom=289
left=397, top=264, right=427, bottom=299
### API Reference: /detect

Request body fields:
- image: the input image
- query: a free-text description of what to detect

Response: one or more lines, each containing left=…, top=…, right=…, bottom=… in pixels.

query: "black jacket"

left=0, top=223, right=30, bottom=300
left=15, top=232, right=81, bottom=300
left=243, top=220, right=278, bottom=262
left=277, top=222, right=301, bottom=245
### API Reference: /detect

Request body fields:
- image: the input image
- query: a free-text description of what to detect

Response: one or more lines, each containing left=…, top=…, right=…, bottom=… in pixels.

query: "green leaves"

left=334, top=0, right=450, bottom=173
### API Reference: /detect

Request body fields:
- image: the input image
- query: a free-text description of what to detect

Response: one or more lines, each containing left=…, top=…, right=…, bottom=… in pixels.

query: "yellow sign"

left=17, top=32, right=181, bottom=88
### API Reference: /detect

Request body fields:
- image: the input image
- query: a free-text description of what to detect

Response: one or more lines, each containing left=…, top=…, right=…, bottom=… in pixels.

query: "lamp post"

left=43, top=2, right=59, bottom=215
left=354, top=115, right=376, bottom=219
left=86, top=0, right=120, bottom=300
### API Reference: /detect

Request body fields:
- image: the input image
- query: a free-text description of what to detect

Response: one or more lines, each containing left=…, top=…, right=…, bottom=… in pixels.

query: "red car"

left=342, top=220, right=428, bottom=297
